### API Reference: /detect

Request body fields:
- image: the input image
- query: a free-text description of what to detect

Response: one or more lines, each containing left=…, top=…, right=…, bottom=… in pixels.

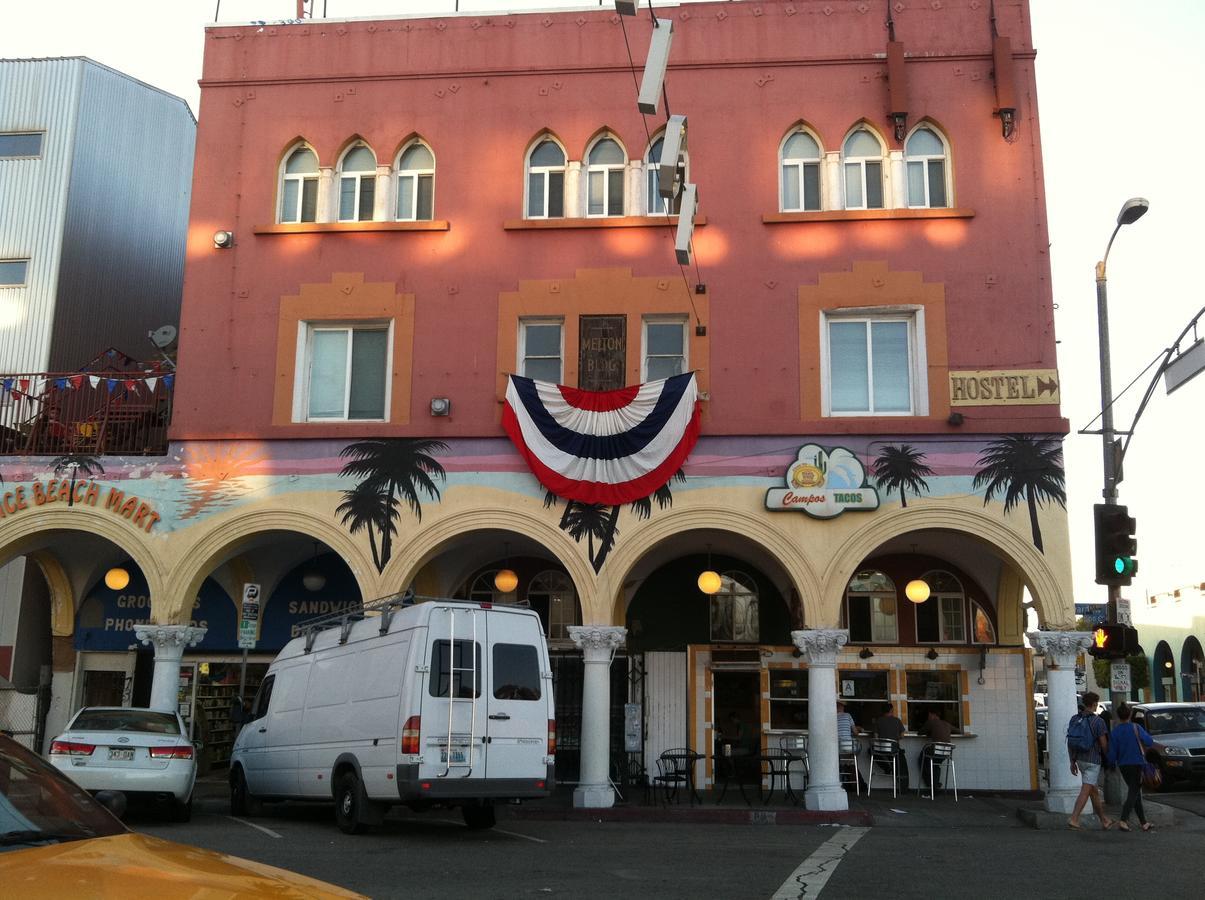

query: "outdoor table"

left=758, top=750, right=804, bottom=806
left=712, top=745, right=755, bottom=806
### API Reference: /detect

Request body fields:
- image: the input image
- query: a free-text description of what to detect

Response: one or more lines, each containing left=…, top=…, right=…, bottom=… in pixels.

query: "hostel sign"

left=765, top=444, right=880, bottom=520
left=948, top=369, right=1060, bottom=406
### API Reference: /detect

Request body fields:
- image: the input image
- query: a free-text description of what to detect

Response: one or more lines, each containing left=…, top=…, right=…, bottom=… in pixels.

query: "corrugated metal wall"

left=0, top=58, right=81, bottom=372
left=643, top=651, right=687, bottom=776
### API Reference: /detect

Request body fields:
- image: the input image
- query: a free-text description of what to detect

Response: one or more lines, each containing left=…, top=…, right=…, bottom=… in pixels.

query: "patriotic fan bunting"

left=502, top=372, right=701, bottom=505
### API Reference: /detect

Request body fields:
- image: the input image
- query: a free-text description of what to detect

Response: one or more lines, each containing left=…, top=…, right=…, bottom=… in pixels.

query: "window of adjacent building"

left=914, top=570, right=967, bottom=644
left=709, top=572, right=759, bottom=643
left=396, top=141, right=435, bottom=221
left=492, top=643, right=542, bottom=701
left=586, top=136, right=626, bottom=217
left=303, top=324, right=388, bottom=421
left=905, top=126, right=949, bottom=209
left=0, top=259, right=29, bottom=287
left=842, top=128, right=885, bottom=210
left=824, top=312, right=920, bottom=415
left=768, top=671, right=808, bottom=730
left=429, top=639, right=482, bottom=698
left=646, top=136, right=683, bottom=215
left=905, top=669, right=962, bottom=731
left=519, top=319, right=563, bottom=383
left=971, top=601, right=997, bottom=644
left=279, top=145, right=319, bottom=224
left=845, top=570, right=898, bottom=643
left=526, top=570, right=580, bottom=641
left=643, top=317, right=687, bottom=381
left=526, top=139, right=566, bottom=218
left=780, top=129, right=822, bottom=212
left=337, top=144, right=377, bottom=222
left=0, top=132, right=43, bottom=158
left=838, top=669, right=890, bottom=731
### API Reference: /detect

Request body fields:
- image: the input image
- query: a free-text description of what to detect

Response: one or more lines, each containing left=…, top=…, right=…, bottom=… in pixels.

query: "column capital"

left=569, top=625, right=626, bottom=654
left=791, top=629, right=849, bottom=667
left=1028, top=630, right=1092, bottom=668
left=135, top=624, right=207, bottom=652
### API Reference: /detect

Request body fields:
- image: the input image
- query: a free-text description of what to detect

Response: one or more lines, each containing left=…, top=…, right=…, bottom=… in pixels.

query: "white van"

left=229, top=595, right=555, bottom=833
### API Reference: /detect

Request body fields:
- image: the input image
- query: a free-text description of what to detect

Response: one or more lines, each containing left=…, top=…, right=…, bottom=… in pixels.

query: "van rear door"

left=484, top=610, right=550, bottom=780
left=419, top=605, right=488, bottom=780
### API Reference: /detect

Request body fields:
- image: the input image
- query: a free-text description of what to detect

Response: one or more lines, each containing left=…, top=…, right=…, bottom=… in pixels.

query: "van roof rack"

left=297, top=590, right=482, bottom=652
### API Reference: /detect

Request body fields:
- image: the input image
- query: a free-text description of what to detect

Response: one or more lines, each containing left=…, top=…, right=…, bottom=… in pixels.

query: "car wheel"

left=171, top=795, right=193, bottom=823
left=230, top=767, right=263, bottom=817
left=335, top=771, right=378, bottom=835
left=462, top=802, right=496, bottom=831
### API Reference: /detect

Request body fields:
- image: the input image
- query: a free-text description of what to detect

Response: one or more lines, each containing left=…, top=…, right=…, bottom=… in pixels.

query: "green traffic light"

left=1112, top=556, right=1137, bottom=576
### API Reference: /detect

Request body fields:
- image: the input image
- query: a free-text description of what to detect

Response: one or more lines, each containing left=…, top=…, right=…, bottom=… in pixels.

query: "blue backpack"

left=1067, top=713, right=1096, bottom=754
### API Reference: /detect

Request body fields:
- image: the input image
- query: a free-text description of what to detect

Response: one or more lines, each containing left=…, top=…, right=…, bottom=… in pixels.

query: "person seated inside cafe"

left=918, top=708, right=955, bottom=789
left=872, top=703, right=909, bottom=790
left=720, top=711, right=756, bottom=756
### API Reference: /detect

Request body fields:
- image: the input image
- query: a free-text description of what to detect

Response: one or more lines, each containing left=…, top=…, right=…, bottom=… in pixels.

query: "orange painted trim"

left=253, top=221, right=450, bottom=234
left=1024, top=648, right=1038, bottom=790
left=763, top=208, right=974, bottom=224
left=502, top=215, right=708, bottom=231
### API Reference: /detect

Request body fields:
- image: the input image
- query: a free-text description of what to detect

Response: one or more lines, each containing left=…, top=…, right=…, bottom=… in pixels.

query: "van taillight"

left=50, top=740, right=95, bottom=756
left=548, top=719, right=556, bottom=755
left=148, top=745, right=194, bottom=760
left=401, top=716, right=421, bottom=755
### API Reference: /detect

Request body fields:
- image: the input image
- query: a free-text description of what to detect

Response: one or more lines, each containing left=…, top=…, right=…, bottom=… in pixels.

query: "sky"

left=3, top=1, right=1203, bottom=611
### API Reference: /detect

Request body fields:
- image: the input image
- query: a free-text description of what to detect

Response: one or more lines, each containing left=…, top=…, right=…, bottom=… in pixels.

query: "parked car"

left=1130, top=703, right=1205, bottom=786
left=0, top=733, right=364, bottom=898
left=230, top=596, right=556, bottom=834
left=1035, top=707, right=1048, bottom=765
left=47, top=706, right=196, bottom=820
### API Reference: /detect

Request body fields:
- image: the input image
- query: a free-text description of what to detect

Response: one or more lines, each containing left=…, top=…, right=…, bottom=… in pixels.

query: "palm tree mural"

left=338, top=439, right=448, bottom=573
left=972, top=435, right=1066, bottom=553
left=51, top=454, right=104, bottom=507
left=871, top=444, right=934, bottom=508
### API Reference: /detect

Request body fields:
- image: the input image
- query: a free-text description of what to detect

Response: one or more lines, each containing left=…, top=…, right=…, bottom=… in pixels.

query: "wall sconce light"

left=998, top=108, right=1016, bottom=139
left=213, top=230, right=234, bottom=249
left=859, top=647, right=875, bottom=660
left=926, top=647, right=940, bottom=661
left=104, top=566, right=130, bottom=591
left=494, top=542, right=518, bottom=594
left=792, top=648, right=803, bottom=659
left=302, top=542, right=326, bottom=592
left=430, top=398, right=451, bottom=417
left=947, top=412, right=965, bottom=426
left=890, top=112, right=907, bottom=143
left=906, top=579, right=931, bottom=604
left=697, top=544, right=722, bottom=595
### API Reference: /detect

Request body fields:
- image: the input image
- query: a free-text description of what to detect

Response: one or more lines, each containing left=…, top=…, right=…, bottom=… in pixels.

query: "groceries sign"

left=765, top=444, right=880, bottom=519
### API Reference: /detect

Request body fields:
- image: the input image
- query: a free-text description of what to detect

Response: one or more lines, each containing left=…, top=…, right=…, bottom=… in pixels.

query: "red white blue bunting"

left=502, top=372, right=701, bottom=505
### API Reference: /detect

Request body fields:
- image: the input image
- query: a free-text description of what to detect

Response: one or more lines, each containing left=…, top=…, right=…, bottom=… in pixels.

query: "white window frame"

left=518, top=318, right=565, bottom=383
left=819, top=306, right=928, bottom=417
left=0, top=259, right=29, bottom=288
left=914, top=571, right=967, bottom=645
left=904, top=125, right=951, bottom=209
left=845, top=592, right=899, bottom=644
left=278, top=144, right=320, bottom=224
left=525, top=138, right=567, bottom=219
left=645, top=135, right=685, bottom=216
left=336, top=143, right=377, bottom=223
left=527, top=569, right=580, bottom=642
left=779, top=129, right=823, bottom=212
left=395, top=140, right=435, bottom=222
left=293, top=320, right=393, bottom=423
left=0, top=132, right=44, bottom=159
left=584, top=135, right=627, bottom=218
left=842, top=127, right=886, bottom=210
left=641, top=315, right=688, bottom=381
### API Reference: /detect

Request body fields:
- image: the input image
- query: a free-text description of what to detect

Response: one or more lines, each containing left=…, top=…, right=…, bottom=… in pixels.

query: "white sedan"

left=47, top=707, right=197, bottom=821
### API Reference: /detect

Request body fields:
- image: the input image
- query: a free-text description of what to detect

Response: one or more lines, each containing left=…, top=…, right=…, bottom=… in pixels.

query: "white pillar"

left=792, top=629, right=849, bottom=811
left=1029, top=631, right=1092, bottom=813
left=569, top=625, right=626, bottom=808
left=824, top=151, right=842, bottom=209
left=564, top=161, right=582, bottom=218
left=317, top=166, right=334, bottom=222
left=373, top=164, right=392, bottom=221
left=888, top=149, right=906, bottom=209
left=135, top=625, right=206, bottom=713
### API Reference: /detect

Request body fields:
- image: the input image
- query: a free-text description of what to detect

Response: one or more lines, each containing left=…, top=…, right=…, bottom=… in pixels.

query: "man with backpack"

left=1067, top=691, right=1116, bottom=830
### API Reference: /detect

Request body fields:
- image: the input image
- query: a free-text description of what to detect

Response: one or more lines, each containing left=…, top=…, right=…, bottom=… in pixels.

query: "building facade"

left=0, top=2, right=1078, bottom=806
left=1134, top=585, right=1205, bottom=703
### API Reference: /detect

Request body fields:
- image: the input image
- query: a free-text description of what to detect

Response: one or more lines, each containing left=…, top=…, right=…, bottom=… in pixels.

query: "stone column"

left=316, top=166, right=334, bottom=222
left=136, top=624, right=207, bottom=713
left=888, top=148, right=906, bottom=209
left=1029, top=631, right=1092, bottom=813
left=792, top=629, right=849, bottom=811
left=824, top=151, right=842, bottom=209
left=568, top=625, right=626, bottom=808
left=374, top=164, right=392, bottom=221
left=564, top=161, right=582, bottom=218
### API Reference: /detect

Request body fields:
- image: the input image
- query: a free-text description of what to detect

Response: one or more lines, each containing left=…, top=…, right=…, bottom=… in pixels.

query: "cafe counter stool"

left=838, top=738, right=862, bottom=796
left=868, top=738, right=902, bottom=798
left=918, top=741, right=957, bottom=801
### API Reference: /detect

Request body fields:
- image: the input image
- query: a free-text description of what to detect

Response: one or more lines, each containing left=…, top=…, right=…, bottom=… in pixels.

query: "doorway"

left=713, top=671, right=760, bottom=755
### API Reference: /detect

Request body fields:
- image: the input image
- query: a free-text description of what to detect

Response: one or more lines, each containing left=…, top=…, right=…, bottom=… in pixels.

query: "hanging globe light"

left=494, top=568, right=519, bottom=593
left=905, top=579, right=931, bottom=604
left=104, top=567, right=130, bottom=591
left=697, top=569, right=722, bottom=595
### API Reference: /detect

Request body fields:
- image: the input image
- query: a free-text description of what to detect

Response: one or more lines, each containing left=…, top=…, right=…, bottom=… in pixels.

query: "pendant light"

left=905, top=544, right=929, bottom=604
left=104, top=566, right=130, bottom=591
left=697, top=544, right=722, bottom=595
left=302, top=542, right=326, bottom=592
left=495, top=543, right=519, bottom=594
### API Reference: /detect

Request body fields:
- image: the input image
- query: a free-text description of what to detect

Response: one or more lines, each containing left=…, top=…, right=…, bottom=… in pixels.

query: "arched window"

left=526, top=570, right=580, bottom=641
left=780, top=130, right=822, bottom=212
left=971, top=601, right=997, bottom=644
left=586, top=136, right=626, bottom=217
left=526, top=138, right=566, bottom=218
left=395, top=141, right=434, bottom=221
left=279, top=145, right=319, bottom=223
left=905, top=125, right=949, bottom=208
left=842, top=127, right=885, bottom=210
left=915, top=570, right=966, bottom=643
left=337, top=144, right=377, bottom=222
left=645, top=136, right=683, bottom=215
left=468, top=570, right=526, bottom=606
left=709, top=571, right=759, bottom=643
left=845, top=570, right=898, bottom=643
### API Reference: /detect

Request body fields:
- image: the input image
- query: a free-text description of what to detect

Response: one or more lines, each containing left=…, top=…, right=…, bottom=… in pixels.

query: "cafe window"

left=838, top=669, right=890, bottom=731
left=914, top=570, right=967, bottom=644
left=971, top=601, right=997, bottom=644
left=429, top=639, right=482, bottom=698
left=768, top=670, right=808, bottom=730
left=709, top=571, right=759, bottom=643
left=519, top=319, right=563, bottom=383
left=526, top=570, right=580, bottom=641
left=845, top=570, right=898, bottom=643
left=905, top=669, right=962, bottom=731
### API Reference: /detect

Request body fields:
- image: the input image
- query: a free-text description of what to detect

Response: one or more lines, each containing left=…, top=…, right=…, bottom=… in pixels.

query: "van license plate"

left=108, top=748, right=134, bottom=761
left=440, top=749, right=466, bottom=764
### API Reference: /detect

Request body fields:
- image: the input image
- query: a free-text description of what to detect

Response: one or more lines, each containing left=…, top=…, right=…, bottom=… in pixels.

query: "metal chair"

left=917, top=741, right=957, bottom=801
left=867, top=738, right=902, bottom=798
left=654, top=748, right=700, bottom=805
left=838, top=738, right=862, bottom=796
left=777, top=733, right=809, bottom=795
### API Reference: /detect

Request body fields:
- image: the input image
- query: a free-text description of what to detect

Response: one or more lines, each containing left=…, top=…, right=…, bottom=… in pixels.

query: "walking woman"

left=1107, top=703, right=1157, bottom=832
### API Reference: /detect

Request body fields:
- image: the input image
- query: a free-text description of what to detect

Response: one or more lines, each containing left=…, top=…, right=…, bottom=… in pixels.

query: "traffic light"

left=1094, top=504, right=1138, bottom=586
left=1087, top=624, right=1140, bottom=659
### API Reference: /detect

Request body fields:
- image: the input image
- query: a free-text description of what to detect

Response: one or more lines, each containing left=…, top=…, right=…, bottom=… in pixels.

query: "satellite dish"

left=148, top=325, right=178, bottom=351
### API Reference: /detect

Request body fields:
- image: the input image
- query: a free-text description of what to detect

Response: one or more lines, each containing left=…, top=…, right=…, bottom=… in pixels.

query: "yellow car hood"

left=0, top=832, right=366, bottom=899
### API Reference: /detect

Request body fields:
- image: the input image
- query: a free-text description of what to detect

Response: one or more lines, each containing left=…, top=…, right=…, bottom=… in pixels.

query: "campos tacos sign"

left=765, top=444, right=880, bottom=519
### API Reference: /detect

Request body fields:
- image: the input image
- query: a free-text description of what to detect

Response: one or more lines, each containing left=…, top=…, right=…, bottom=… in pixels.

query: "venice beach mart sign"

left=765, top=444, right=880, bottom=520
left=0, top=479, right=161, bottom=532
